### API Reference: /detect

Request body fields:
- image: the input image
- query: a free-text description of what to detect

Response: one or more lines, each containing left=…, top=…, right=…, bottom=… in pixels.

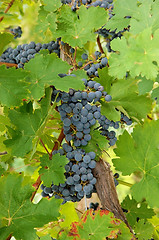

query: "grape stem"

left=0, top=0, right=15, bottom=23
left=6, top=234, right=12, bottom=240
left=39, top=138, right=50, bottom=155
left=0, top=151, right=7, bottom=155
left=75, top=208, right=83, bottom=214
left=50, top=128, right=65, bottom=159
left=97, top=35, right=104, bottom=54
left=30, top=176, right=42, bottom=202
left=118, top=179, right=133, bottom=188
left=73, top=47, right=78, bottom=69
left=0, top=62, right=17, bottom=68
left=80, top=60, right=93, bottom=70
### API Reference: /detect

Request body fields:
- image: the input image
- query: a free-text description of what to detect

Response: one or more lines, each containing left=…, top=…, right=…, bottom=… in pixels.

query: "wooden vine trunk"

left=93, top=159, right=132, bottom=231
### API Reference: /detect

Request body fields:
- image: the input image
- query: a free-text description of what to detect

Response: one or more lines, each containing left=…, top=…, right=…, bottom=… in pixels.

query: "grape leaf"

left=78, top=211, right=133, bottom=240
left=137, top=77, right=153, bottom=95
left=107, top=0, right=159, bottom=34
left=106, top=0, right=138, bottom=31
left=54, top=69, right=85, bottom=92
left=121, top=196, right=155, bottom=227
left=151, top=86, right=159, bottom=103
left=56, top=5, right=108, bottom=48
left=82, top=129, right=109, bottom=159
left=0, top=165, right=4, bottom=176
left=46, top=12, right=57, bottom=34
left=130, top=0, right=159, bottom=35
left=0, top=32, right=13, bottom=55
left=24, top=52, right=73, bottom=99
left=113, top=120, right=159, bottom=208
left=109, top=28, right=159, bottom=80
left=96, top=67, right=113, bottom=93
left=0, top=174, right=61, bottom=240
left=36, top=235, right=52, bottom=240
left=4, top=88, right=51, bottom=157
left=43, top=0, right=61, bottom=12
left=39, top=153, right=68, bottom=186
left=78, top=212, right=112, bottom=239
left=101, top=79, right=151, bottom=121
left=134, top=219, right=154, bottom=240
left=34, top=6, right=51, bottom=38
left=59, top=202, right=79, bottom=228
left=0, top=65, right=29, bottom=107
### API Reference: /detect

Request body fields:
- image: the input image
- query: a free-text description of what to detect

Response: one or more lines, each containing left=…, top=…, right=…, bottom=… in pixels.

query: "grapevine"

left=0, top=0, right=158, bottom=240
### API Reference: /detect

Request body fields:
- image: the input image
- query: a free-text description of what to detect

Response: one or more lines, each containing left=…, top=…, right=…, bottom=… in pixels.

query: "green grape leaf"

left=101, top=79, right=151, bottom=121
left=43, top=0, right=61, bottom=12
left=39, top=154, right=68, bottom=186
left=0, top=174, right=61, bottom=240
left=54, top=69, right=85, bottom=92
left=34, top=6, right=51, bottom=38
left=0, top=32, right=13, bottom=55
left=134, top=220, right=154, bottom=240
left=56, top=5, right=108, bottom=48
left=58, top=210, right=133, bottom=240
left=46, top=12, right=56, bottom=33
left=107, top=0, right=159, bottom=34
left=82, top=129, right=109, bottom=159
left=113, top=120, right=159, bottom=208
left=121, top=196, right=155, bottom=227
left=78, top=212, right=112, bottom=239
left=106, top=0, right=138, bottom=31
left=60, top=202, right=79, bottom=228
left=4, top=89, right=51, bottom=157
left=137, top=77, right=153, bottom=95
left=130, top=0, right=159, bottom=35
left=0, top=65, right=29, bottom=107
left=24, top=52, right=71, bottom=99
left=109, top=28, right=159, bottom=80
left=0, top=165, right=4, bottom=176
left=36, top=235, right=52, bottom=240
left=96, top=67, right=113, bottom=93
left=151, top=86, right=159, bottom=103
left=114, top=221, right=134, bottom=240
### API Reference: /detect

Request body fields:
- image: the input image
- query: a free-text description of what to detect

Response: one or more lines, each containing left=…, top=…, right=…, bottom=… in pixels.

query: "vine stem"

left=80, top=60, right=93, bottom=70
left=0, top=151, right=7, bottom=155
left=118, top=179, right=133, bottom=188
left=50, top=128, right=65, bottom=158
left=97, top=35, right=104, bottom=53
left=39, top=138, right=50, bottom=155
left=0, top=0, right=15, bottom=23
left=0, top=62, right=17, bottom=68
left=75, top=208, right=83, bottom=215
left=6, top=234, right=12, bottom=240
left=30, top=175, right=42, bottom=202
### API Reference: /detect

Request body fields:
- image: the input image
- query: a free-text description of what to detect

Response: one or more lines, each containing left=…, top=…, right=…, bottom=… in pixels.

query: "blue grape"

left=88, top=160, right=96, bottom=169
left=82, top=53, right=88, bottom=60
left=83, top=155, right=91, bottom=163
left=105, top=95, right=112, bottom=102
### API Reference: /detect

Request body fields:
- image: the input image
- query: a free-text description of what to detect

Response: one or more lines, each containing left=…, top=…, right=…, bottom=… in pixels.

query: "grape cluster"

left=41, top=146, right=97, bottom=203
left=79, top=52, right=108, bottom=78
left=98, top=114, right=118, bottom=146
left=120, top=112, right=132, bottom=126
left=10, top=26, right=22, bottom=39
left=89, top=202, right=99, bottom=210
left=0, top=39, right=60, bottom=68
left=52, top=74, right=117, bottom=147
left=61, top=0, right=114, bottom=12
